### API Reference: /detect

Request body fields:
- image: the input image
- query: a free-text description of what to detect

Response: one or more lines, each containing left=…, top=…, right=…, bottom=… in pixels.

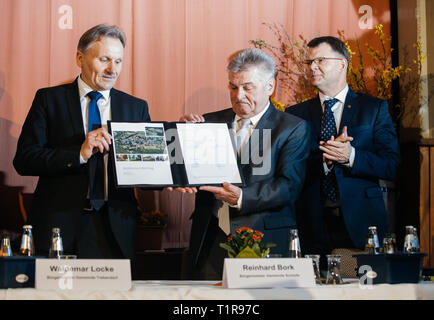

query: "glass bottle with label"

left=0, top=232, right=13, bottom=256
left=412, top=228, right=420, bottom=252
left=48, top=227, right=64, bottom=258
left=288, top=229, right=302, bottom=258
left=365, top=226, right=381, bottom=254
left=382, top=233, right=396, bottom=254
left=404, top=226, right=419, bottom=253
left=20, top=225, right=35, bottom=256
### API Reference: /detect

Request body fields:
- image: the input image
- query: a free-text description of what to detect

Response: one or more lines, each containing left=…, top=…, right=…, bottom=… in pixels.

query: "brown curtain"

left=0, top=0, right=391, bottom=247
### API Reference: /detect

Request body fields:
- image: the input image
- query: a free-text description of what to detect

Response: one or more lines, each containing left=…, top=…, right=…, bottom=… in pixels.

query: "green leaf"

left=235, top=246, right=261, bottom=258
left=219, top=243, right=236, bottom=256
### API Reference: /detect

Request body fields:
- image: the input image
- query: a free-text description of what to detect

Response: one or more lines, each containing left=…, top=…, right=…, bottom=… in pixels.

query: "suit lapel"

left=66, top=79, right=86, bottom=140
left=307, top=96, right=322, bottom=138
left=110, top=89, right=123, bottom=121
left=239, top=103, right=276, bottom=177
left=339, top=89, right=357, bottom=133
left=253, top=102, right=276, bottom=132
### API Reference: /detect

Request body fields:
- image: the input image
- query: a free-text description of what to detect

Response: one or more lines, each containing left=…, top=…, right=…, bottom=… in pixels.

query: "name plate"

left=222, top=258, right=316, bottom=288
left=35, top=259, right=131, bottom=291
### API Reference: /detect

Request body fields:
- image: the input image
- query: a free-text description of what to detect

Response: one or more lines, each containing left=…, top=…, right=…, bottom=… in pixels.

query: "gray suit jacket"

left=187, top=103, right=311, bottom=278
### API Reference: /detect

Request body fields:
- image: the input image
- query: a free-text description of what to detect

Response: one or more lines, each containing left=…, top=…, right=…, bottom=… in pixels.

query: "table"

left=0, top=280, right=433, bottom=300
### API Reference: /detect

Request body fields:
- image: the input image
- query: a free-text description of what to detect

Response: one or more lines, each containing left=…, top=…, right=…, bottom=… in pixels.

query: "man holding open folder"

left=13, top=24, right=150, bottom=259
left=177, top=48, right=311, bottom=280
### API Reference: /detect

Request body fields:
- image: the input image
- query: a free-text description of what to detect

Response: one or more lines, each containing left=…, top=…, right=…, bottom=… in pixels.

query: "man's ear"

left=76, top=51, right=83, bottom=68
left=266, top=77, right=276, bottom=96
left=340, top=58, right=348, bottom=73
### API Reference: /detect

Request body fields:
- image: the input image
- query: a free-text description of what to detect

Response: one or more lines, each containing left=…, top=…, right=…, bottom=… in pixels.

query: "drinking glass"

left=326, top=254, right=343, bottom=285
left=305, top=254, right=322, bottom=285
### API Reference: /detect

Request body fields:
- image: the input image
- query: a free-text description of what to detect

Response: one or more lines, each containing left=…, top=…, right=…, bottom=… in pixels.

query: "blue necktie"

left=87, top=91, right=102, bottom=133
left=320, top=98, right=339, bottom=203
left=87, top=91, right=105, bottom=210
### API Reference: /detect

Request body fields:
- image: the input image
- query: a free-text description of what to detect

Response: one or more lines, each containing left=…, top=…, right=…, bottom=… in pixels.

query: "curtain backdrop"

left=0, top=0, right=391, bottom=248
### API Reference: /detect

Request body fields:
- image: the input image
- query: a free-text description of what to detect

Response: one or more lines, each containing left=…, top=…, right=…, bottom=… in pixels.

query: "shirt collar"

left=77, top=75, right=110, bottom=102
left=234, top=101, right=270, bottom=127
left=319, top=85, right=349, bottom=108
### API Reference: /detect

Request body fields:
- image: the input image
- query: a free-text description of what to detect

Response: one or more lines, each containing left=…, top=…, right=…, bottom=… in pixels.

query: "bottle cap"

left=23, top=225, right=32, bottom=229
left=52, top=227, right=60, bottom=233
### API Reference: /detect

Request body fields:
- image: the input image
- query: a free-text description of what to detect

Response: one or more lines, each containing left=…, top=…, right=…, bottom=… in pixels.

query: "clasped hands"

left=80, top=128, right=112, bottom=162
left=319, top=126, right=353, bottom=167
left=166, top=113, right=241, bottom=206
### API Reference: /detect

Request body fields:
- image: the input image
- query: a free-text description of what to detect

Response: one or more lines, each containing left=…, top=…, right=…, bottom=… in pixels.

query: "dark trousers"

left=77, top=205, right=124, bottom=259
left=323, top=207, right=355, bottom=249
left=320, top=207, right=356, bottom=271
left=182, top=215, right=226, bottom=280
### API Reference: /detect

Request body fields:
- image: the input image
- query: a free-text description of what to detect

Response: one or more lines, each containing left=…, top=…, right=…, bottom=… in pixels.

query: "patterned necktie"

left=320, top=98, right=339, bottom=203
left=236, top=118, right=251, bottom=153
left=87, top=91, right=105, bottom=210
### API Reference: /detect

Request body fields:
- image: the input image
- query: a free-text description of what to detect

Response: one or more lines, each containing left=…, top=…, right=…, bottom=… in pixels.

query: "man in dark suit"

left=178, top=48, right=311, bottom=279
left=286, top=36, right=400, bottom=264
left=13, top=24, right=150, bottom=259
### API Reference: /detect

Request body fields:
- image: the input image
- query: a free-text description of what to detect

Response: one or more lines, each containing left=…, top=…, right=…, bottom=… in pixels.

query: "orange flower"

left=254, top=230, right=264, bottom=237
left=252, top=234, right=262, bottom=242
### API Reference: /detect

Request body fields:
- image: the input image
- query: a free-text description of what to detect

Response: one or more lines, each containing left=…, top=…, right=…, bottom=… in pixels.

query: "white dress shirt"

left=77, top=76, right=111, bottom=200
left=229, top=101, right=271, bottom=209
left=319, top=85, right=355, bottom=173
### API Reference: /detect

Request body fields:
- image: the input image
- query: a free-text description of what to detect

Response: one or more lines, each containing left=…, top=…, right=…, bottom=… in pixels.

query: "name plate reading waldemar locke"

left=222, top=258, right=316, bottom=288
left=35, top=259, right=131, bottom=290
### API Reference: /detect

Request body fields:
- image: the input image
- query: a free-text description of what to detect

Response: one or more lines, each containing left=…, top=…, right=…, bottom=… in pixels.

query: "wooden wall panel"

left=430, top=147, right=434, bottom=267
left=419, top=146, right=430, bottom=267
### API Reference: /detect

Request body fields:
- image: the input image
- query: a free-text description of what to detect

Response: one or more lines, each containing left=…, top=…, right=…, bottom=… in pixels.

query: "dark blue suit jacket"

left=188, top=103, right=311, bottom=278
left=286, top=89, right=400, bottom=252
left=13, top=79, right=150, bottom=259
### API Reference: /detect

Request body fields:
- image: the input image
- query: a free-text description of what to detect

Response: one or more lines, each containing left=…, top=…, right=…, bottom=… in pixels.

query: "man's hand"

left=319, top=126, right=354, bottom=164
left=179, top=114, right=205, bottom=122
left=199, top=182, right=241, bottom=206
left=80, top=128, right=112, bottom=162
left=165, top=186, right=198, bottom=193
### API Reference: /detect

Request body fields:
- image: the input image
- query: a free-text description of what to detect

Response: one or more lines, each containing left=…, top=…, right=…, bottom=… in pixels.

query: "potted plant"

left=219, top=227, right=275, bottom=258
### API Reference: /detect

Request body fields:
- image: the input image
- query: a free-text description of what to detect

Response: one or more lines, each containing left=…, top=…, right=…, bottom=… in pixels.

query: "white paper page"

left=110, top=122, right=173, bottom=186
left=176, top=123, right=242, bottom=185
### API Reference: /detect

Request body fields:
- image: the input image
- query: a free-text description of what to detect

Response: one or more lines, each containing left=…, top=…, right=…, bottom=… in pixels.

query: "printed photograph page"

left=110, top=122, right=173, bottom=186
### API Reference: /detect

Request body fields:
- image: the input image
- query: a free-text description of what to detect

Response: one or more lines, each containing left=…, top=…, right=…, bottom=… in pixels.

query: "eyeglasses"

left=303, top=57, right=343, bottom=66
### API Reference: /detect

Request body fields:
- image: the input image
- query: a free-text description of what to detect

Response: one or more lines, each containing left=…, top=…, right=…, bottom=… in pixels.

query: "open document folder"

left=107, top=121, right=244, bottom=188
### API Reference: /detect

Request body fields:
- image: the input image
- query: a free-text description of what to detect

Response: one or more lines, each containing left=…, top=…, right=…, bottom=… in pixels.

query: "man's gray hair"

left=77, top=24, right=126, bottom=52
left=227, top=48, right=276, bottom=80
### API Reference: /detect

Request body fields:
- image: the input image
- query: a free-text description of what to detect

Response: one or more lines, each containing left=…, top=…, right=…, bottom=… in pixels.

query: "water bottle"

left=365, top=226, right=381, bottom=254
left=412, top=228, right=420, bottom=252
left=382, top=233, right=396, bottom=254
left=404, top=226, right=419, bottom=253
left=0, top=232, right=13, bottom=256
left=19, top=225, right=35, bottom=256
left=48, top=227, right=64, bottom=258
left=288, top=229, right=302, bottom=258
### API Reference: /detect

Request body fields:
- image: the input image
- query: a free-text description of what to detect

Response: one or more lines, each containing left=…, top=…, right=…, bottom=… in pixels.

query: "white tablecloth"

left=1, top=280, right=433, bottom=300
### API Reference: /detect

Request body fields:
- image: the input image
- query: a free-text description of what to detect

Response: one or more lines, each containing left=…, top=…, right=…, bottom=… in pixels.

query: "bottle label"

left=20, top=234, right=31, bottom=249
left=51, top=238, right=63, bottom=251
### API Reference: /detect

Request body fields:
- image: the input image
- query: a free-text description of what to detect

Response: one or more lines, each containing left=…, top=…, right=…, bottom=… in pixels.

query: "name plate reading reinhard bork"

left=35, top=259, right=131, bottom=290
left=222, top=258, right=316, bottom=288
